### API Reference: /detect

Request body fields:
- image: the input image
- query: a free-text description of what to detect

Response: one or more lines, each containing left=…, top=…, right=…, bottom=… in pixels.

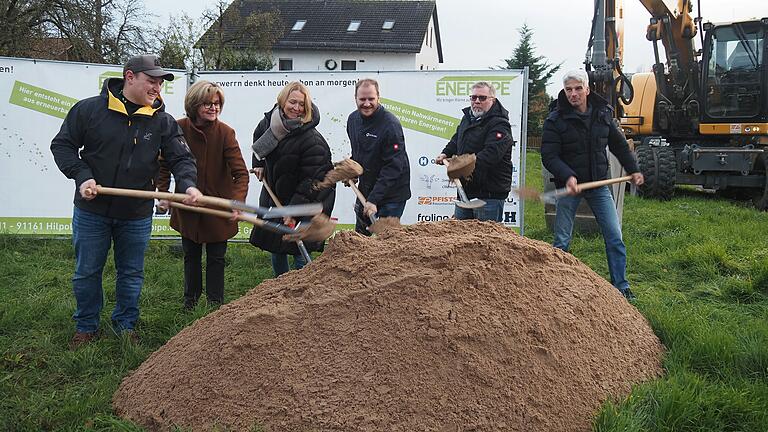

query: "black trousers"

left=181, top=237, right=227, bottom=305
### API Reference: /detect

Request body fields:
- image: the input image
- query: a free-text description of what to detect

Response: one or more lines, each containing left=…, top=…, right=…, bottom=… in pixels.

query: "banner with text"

left=198, top=70, right=527, bottom=230
left=0, top=57, right=186, bottom=236
left=0, top=58, right=526, bottom=236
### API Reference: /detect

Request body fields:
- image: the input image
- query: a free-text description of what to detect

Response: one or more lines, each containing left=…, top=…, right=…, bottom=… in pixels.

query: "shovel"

left=166, top=202, right=331, bottom=242
left=517, top=175, right=634, bottom=204
left=443, top=158, right=485, bottom=209
left=93, top=186, right=322, bottom=219
left=259, top=179, right=312, bottom=264
left=346, top=179, right=379, bottom=225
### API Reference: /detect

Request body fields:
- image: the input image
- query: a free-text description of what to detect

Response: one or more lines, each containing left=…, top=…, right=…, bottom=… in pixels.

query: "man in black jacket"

left=51, top=54, right=201, bottom=348
left=347, top=78, right=411, bottom=235
left=436, top=81, right=514, bottom=221
left=541, top=69, right=643, bottom=300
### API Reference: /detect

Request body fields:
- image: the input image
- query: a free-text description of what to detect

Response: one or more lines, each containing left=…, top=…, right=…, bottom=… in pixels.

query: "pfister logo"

left=417, top=196, right=454, bottom=206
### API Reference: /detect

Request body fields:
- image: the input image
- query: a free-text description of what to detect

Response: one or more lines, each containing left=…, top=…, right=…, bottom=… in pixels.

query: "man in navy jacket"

left=347, top=79, right=411, bottom=235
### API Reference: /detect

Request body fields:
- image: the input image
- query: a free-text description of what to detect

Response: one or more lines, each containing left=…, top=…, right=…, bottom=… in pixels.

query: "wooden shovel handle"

left=260, top=180, right=283, bottom=207
left=95, top=185, right=237, bottom=211
left=346, top=180, right=369, bottom=205
left=346, top=180, right=379, bottom=223
left=577, top=175, right=633, bottom=192
left=168, top=202, right=265, bottom=227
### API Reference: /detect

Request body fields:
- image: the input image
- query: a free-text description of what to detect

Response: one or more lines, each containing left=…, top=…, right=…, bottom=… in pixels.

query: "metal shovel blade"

left=453, top=179, right=486, bottom=209
left=455, top=198, right=486, bottom=209
left=230, top=202, right=324, bottom=219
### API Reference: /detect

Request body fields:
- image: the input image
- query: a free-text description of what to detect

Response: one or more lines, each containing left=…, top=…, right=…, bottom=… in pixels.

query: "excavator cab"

left=701, top=20, right=766, bottom=122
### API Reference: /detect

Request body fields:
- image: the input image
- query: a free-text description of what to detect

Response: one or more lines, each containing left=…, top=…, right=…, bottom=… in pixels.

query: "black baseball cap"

left=123, top=54, right=175, bottom=81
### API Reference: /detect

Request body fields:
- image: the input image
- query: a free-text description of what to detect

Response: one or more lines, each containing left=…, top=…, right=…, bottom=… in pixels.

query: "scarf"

left=252, top=107, right=303, bottom=160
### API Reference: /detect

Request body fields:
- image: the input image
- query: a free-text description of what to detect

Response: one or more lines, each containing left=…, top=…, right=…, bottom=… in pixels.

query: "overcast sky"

left=151, top=0, right=766, bottom=96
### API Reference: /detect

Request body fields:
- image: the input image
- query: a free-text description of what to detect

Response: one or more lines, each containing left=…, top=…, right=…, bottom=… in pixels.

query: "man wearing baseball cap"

left=51, top=54, right=201, bottom=348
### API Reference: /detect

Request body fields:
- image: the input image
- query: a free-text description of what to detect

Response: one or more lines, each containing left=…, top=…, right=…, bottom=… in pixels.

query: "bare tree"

left=42, top=0, right=153, bottom=64
left=0, top=0, right=55, bottom=57
left=153, top=12, right=204, bottom=70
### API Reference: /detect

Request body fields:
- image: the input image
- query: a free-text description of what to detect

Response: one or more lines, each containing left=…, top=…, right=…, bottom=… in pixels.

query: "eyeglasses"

left=469, top=95, right=492, bottom=102
left=202, top=102, right=221, bottom=109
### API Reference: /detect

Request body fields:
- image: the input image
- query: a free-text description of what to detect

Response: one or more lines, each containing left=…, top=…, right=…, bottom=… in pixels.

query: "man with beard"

left=347, top=78, right=411, bottom=235
left=436, top=81, right=514, bottom=221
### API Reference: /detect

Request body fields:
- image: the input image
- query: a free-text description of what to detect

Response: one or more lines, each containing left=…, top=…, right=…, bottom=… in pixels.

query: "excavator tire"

left=635, top=144, right=676, bottom=200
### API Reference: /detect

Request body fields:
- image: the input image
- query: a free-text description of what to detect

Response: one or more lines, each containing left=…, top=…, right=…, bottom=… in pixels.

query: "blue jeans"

left=71, top=207, right=152, bottom=333
left=552, top=186, right=629, bottom=291
left=271, top=253, right=307, bottom=277
left=454, top=198, right=505, bottom=222
left=354, top=200, right=406, bottom=235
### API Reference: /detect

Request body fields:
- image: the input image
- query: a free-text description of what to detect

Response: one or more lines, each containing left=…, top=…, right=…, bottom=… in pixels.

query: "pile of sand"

left=113, top=220, right=664, bottom=431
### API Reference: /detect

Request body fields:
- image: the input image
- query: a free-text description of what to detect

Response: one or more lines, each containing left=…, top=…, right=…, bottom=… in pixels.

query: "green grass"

left=2, top=151, right=767, bottom=431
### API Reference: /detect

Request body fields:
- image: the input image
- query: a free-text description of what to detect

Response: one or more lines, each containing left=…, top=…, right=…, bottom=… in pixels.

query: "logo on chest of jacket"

left=144, top=132, right=153, bottom=141
left=365, top=133, right=378, bottom=138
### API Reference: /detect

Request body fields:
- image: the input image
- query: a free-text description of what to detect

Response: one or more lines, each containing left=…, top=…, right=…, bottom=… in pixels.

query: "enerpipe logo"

left=435, top=75, right=517, bottom=97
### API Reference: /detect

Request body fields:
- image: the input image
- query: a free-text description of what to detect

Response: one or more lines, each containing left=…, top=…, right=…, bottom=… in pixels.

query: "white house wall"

left=270, top=50, right=416, bottom=72
left=415, top=16, right=440, bottom=70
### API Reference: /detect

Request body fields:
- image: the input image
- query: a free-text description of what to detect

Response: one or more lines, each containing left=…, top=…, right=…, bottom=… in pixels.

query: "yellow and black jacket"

left=51, top=78, right=197, bottom=219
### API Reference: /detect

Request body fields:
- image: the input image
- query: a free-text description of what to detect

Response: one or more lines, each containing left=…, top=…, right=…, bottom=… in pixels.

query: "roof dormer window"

left=382, top=20, right=395, bottom=30
left=347, top=20, right=361, bottom=32
left=292, top=20, right=306, bottom=31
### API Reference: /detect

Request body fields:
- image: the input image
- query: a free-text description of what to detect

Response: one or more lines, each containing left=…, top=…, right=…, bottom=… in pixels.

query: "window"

left=278, top=58, right=293, bottom=71
left=341, top=60, right=357, bottom=70
left=705, top=23, right=763, bottom=118
left=382, top=20, right=395, bottom=30
left=347, top=20, right=361, bottom=32
left=291, top=20, right=306, bottom=31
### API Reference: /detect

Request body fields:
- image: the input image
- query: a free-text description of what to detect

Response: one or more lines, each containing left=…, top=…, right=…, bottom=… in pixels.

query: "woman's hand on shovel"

left=183, top=187, right=203, bottom=205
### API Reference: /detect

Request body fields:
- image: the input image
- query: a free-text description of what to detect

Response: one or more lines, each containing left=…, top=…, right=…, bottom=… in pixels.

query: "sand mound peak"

left=114, top=220, right=664, bottom=431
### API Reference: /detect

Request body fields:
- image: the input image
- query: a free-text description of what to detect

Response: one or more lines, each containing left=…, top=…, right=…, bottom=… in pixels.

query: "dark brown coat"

left=158, top=118, right=249, bottom=243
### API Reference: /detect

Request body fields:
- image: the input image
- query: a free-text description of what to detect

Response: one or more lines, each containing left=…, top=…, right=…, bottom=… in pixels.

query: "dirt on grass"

left=113, top=220, right=664, bottom=432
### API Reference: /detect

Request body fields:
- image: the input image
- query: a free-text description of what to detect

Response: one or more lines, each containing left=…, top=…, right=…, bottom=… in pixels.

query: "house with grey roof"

left=200, top=0, right=443, bottom=71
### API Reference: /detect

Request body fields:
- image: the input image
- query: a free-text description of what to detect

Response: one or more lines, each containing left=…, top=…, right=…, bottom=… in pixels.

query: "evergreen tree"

left=501, top=23, right=562, bottom=136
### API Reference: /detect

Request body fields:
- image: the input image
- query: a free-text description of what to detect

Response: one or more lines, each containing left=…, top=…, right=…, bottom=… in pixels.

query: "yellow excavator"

left=585, top=0, right=768, bottom=209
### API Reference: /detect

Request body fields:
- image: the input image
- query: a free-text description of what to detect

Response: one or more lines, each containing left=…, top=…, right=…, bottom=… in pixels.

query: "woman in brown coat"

left=157, top=81, right=249, bottom=309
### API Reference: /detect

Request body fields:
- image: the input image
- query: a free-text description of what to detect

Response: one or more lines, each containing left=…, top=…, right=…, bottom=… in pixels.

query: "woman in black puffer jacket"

left=250, top=81, right=336, bottom=276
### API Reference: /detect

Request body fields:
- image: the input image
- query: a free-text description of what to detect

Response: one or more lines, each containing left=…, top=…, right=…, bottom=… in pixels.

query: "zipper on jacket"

left=107, top=119, right=130, bottom=215
left=126, top=119, right=138, bottom=171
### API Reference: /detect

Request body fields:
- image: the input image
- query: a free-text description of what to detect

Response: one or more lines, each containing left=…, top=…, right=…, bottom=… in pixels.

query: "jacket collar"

left=462, top=98, right=509, bottom=122
left=263, top=102, right=321, bottom=132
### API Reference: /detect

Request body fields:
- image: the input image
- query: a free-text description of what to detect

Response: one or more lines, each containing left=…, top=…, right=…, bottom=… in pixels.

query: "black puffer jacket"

left=249, top=104, right=335, bottom=255
left=541, top=90, right=639, bottom=188
left=441, top=99, right=514, bottom=200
